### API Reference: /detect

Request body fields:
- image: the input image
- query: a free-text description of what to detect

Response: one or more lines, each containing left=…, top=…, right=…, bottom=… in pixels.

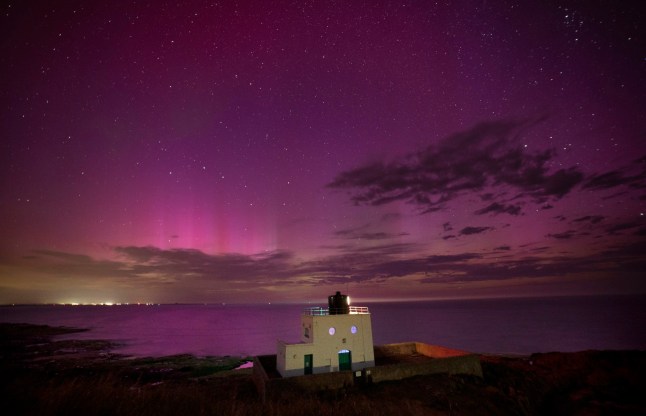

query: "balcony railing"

left=303, top=306, right=369, bottom=316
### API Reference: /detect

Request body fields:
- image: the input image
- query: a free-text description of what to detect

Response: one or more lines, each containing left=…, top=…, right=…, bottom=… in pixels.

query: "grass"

left=1, top=323, right=645, bottom=415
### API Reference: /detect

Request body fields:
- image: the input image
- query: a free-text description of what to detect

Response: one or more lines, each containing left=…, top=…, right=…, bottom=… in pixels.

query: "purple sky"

left=1, top=0, right=645, bottom=304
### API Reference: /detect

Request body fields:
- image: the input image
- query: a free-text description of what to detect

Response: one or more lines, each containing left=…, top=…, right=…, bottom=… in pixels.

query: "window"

left=351, top=325, right=358, bottom=334
left=328, top=327, right=336, bottom=335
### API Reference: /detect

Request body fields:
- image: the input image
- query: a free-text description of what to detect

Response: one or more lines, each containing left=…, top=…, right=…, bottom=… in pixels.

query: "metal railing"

left=302, top=306, right=369, bottom=315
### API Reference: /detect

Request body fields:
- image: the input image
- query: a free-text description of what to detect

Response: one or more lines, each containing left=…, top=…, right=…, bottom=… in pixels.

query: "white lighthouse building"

left=276, top=292, right=375, bottom=377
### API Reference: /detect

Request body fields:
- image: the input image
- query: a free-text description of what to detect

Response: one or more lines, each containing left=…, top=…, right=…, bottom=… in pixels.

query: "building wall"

left=276, top=341, right=314, bottom=377
left=277, top=313, right=375, bottom=377
left=301, top=315, right=313, bottom=343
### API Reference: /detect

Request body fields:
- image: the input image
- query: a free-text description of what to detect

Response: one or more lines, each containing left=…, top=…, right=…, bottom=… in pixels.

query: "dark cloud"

left=302, top=251, right=484, bottom=285
left=584, top=171, right=626, bottom=190
left=32, top=250, right=97, bottom=263
left=29, top=250, right=133, bottom=279
left=537, top=167, right=585, bottom=198
left=14, top=236, right=646, bottom=298
left=548, top=230, right=576, bottom=239
left=529, top=246, right=551, bottom=252
left=584, top=155, right=646, bottom=191
left=297, top=242, right=424, bottom=284
left=602, top=190, right=630, bottom=201
left=328, top=118, right=585, bottom=214
left=339, top=231, right=408, bottom=241
left=475, top=202, right=522, bottom=216
left=336, top=242, right=421, bottom=256
left=381, top=212, right=403, bottom=221
left=442, top=222, right=453, bottom=232
left=334, top=225, right=408, bottom=240
left=15, top=247, right=313, bottom=302
left=572, top=215, right=605, bottom=224
left=480, top=193, right=495, bottom=201
left=459, top=226, right=493, bottom=235
left=334, top=224, right=368, bottom=237
left=606, top=222, right=641, bottom=235
left=111, top=246, right=298, bottom=283
left=417, top=240, right=646, bottom=285
left=357, top=232, right=409, bottom=240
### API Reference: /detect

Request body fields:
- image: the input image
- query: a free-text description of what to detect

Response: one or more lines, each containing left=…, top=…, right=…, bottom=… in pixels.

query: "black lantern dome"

left=328, top=291, right=350, bottom=314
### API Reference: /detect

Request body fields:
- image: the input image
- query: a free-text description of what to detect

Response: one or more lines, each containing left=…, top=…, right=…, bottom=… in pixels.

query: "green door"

left=304, top=354, right=313, bottom=375
left=338, top=350, right=352, bottom=371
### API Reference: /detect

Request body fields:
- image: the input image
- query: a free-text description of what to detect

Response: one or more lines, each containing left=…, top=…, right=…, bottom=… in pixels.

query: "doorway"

left=338, top=350, right=352, bottom=371
left=304, top=354, right=313, bottom=375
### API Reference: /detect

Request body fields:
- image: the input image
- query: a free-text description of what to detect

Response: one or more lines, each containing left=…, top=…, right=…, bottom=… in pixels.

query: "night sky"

left=1, top=1, right=645, bottom=304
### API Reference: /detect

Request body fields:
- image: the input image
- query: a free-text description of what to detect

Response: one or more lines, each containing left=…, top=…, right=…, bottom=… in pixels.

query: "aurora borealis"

left=1, top=0, right=644, bottom=304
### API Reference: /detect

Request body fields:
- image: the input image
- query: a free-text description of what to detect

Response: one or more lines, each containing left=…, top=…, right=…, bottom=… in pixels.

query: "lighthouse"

left=276, top=292, right=375, bottom=377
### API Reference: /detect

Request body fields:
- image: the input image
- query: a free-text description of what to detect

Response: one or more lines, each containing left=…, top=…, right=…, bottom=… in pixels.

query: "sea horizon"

left=2, top=294, right=644, bottom=358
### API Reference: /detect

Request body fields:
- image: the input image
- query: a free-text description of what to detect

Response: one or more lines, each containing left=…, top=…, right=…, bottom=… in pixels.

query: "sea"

left=1, top=295, right=645, bottom=357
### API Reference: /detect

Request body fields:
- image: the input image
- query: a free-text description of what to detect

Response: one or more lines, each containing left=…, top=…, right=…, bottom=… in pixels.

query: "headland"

left=1, top=323, right=644, bottom=415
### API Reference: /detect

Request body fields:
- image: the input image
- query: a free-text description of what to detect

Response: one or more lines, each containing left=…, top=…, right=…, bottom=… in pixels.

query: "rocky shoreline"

left=1, top=323, right=644, bottom=415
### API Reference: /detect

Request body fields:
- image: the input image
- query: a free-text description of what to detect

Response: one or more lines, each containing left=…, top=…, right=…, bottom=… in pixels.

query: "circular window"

left=328, top=327, right=336, bottom=335
left=351, top=325, right=358, bottom=334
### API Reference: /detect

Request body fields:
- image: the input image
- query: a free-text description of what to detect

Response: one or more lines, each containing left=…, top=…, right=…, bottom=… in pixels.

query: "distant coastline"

left=3, top=292, right=645, bottom=307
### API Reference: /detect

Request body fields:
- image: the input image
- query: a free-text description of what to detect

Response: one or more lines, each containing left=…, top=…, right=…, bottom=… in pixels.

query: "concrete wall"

left=378, top=342, right=471, bottom=358
left=255, top=343, right=483, bottom=402
left=367, top=354, right=483, bottom=383
left=377, top=342, right=417, bottom=356
left=414, top=342, right=472, bottom=358
left=370, top=342, right=482, bottom=381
